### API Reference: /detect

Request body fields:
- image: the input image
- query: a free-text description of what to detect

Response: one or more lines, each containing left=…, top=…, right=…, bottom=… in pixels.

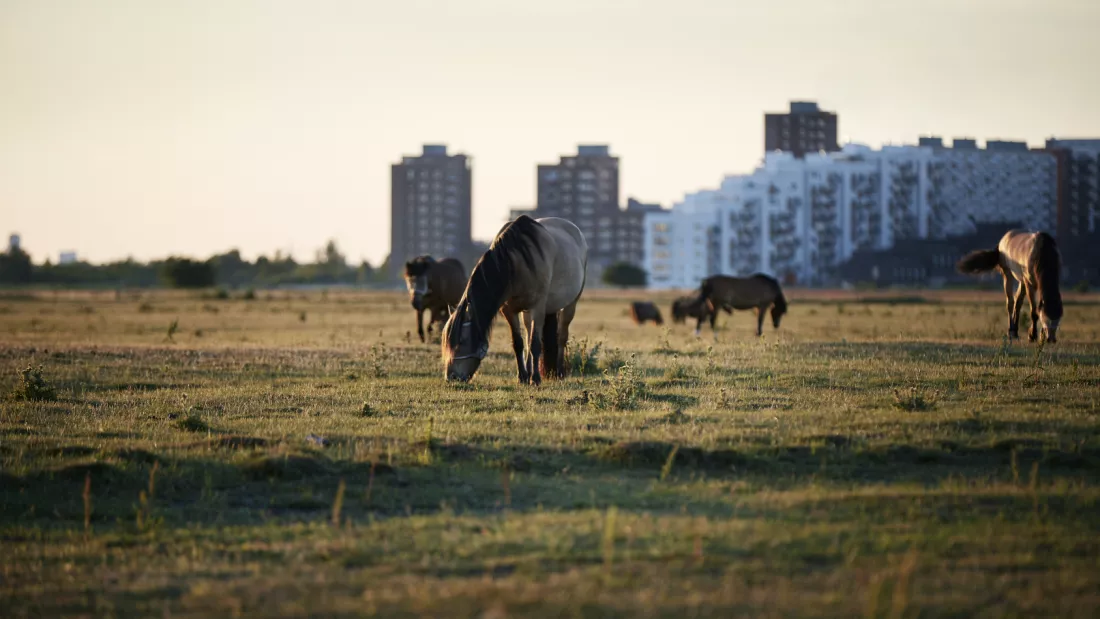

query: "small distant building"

left=8, top=234, right=20, bottom=252
left=59, top=251, right=78, bottom=265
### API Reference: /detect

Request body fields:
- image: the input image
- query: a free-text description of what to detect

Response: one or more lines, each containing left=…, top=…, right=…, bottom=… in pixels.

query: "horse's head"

left=770, top=295, right=788, bottom=329
left=404, top=259, right=432, bottom=311
left=1039, top=296, right=1063, bottom=344
left=442, top=301, right=488, bottom=382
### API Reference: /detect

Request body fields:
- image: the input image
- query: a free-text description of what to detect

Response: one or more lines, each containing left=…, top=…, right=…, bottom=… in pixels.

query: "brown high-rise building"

left=535, top=145, right=626, bottom=280
left=389, top=144, right=472, bottom=281
left=764, top=101, right=839, bottom=158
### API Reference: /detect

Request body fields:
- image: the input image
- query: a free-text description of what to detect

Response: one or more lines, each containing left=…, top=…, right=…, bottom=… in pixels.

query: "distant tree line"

left=0, top=240, right=390, bottom=289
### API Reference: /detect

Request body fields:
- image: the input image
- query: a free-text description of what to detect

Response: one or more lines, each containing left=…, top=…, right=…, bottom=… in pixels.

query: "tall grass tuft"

left=11, top=366, right=57, bottom=402
left=659, top=445, right=679, bottom=482
left=566, top=337, right=602, bottom=376
left=591, top=356, right=645, bottom=410
left=331, top=478, right=346, bottom=527
left=82, top=472, right=92, bottom=541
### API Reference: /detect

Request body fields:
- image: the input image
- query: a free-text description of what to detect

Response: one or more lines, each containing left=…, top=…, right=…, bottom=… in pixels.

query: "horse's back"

left=434, top=257, right=467, bottom=304
left=535, top=217, right=588, bottom=311
left=704, top=273, right=780, bottom=309
left=998, top=230, right=1058, bottom=283
left=536, top=217, right=588, bottom=256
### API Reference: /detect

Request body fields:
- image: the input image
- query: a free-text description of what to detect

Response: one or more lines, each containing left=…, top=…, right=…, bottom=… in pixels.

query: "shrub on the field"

left=11, top=366, right=57, bottom=402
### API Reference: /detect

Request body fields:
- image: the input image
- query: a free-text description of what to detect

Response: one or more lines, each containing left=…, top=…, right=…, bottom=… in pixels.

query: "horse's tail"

left=540, top=312, right=561, bottom=379
left=957, top=249, right=1001, bottom=274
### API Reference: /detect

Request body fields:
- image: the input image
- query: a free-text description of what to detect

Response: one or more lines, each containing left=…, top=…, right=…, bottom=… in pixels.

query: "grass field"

left=2, top=288, right=1099, bottom=617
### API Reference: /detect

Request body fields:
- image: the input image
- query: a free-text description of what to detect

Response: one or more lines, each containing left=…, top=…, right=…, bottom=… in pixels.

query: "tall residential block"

left=534, top=145, right=652, bottom=283
left=389, top=145, right=472, bottom=280
left=764, top=101, right=839, bottom=158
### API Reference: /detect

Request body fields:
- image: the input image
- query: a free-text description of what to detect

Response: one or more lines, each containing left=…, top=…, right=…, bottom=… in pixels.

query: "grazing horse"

left=670, top=293, right=724, bottom=325
left=630, top=301, right=664, bottom=326
left=442, top=215, right=588, bottom=385
left=694, top=274, right=787, bottom=337
left=404, top=256, right=466, bottom=343
left=957, top=230, right=1063, bottom=343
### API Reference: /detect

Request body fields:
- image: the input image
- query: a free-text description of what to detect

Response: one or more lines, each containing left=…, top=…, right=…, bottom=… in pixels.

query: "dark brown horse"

left=404, top=256, right=466, bottom=343
left=670, top=293, right=725, bottom=325
left=630, top=301, right=664, bottom=326
left=957, top=230, right=1063, bottom=343
left=442, top=216, right=588, bottom=385
left=694, top=274, right=787, bottom=337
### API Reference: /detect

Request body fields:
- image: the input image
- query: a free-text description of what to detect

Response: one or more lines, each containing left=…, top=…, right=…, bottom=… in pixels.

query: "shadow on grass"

left=4, top=429, right=1100, bottom=534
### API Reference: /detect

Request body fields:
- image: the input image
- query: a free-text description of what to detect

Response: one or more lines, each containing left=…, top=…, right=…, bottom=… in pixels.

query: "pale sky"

left=3, top=0, right=1098, bottom=266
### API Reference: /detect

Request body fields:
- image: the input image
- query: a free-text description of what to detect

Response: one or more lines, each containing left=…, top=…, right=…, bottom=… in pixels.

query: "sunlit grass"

left=1, top=288, right=1099, bottom=617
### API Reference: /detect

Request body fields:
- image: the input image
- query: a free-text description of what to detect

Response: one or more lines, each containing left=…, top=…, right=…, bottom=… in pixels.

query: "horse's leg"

left=527, top=310, right=546, bottom=386
left=1026, top=283, right=1040, bottom=343
left=416, top=309, right=426, bottom=343
left=502, top=309, right=529, bottom=383
left=694, top=301, right=707, bottom=336
left=557, top=302, right=578, bottom=379
left=521, top=312, right=536, bottom=383
left=755, top=307, right=766, bottom=337
left=1007, top=273, right=1020, bottom=338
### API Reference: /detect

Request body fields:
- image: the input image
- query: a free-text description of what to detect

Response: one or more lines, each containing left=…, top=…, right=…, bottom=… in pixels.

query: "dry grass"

left=1, top=288, right=1100, bottom=617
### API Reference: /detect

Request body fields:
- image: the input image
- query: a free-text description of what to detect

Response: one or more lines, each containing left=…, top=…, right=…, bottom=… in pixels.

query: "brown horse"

left=404, top=256, right=466, bottom=343
left=694, top=274, right=787, bottom=337
left=957, top=230, right=1063, bottom=343
left=670, top=293, right=725, bottom=325
left=630, top=301, right=664, bottom=326
left=442, top=216, right=588, bottom=385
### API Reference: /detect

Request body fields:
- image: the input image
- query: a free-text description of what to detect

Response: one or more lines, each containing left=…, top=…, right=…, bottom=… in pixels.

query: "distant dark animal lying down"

left=629, top=301, right=664, bottom=326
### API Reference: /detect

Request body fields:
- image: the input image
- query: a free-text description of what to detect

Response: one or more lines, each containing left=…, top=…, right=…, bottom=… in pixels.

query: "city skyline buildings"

left=5, top=2, right=1097, bottom=268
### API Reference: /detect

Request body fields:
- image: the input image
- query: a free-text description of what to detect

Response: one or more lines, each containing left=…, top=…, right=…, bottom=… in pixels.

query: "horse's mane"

left=1034, top=232, right=1063, bottom=319
left=404, top=255, right=436, bottom=277
left=451, top=216, right=546, bottom=349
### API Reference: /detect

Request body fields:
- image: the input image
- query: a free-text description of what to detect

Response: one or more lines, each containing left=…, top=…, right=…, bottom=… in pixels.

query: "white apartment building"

left=644, top=141, right=1058, bottom=289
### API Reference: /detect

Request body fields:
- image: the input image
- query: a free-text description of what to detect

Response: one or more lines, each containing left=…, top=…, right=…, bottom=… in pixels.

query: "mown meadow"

left=2, top=288, right=1099, bottom=617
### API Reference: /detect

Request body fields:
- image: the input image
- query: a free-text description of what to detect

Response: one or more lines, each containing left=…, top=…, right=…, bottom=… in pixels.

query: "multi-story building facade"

left=764, top=101, right=840, bottom=158
left=389, top=145, right=472, bottom=280
left=643, top=192, right=719, bottom=290
left=522, top=145, right=660, bottom=283
left=1045, top=139, right=1100, bottom=241
left=644, top=140, right=1060, bottom=289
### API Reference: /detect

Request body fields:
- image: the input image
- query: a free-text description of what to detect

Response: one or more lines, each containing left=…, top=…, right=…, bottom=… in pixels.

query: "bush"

left=11, top=366, right=57, bottom=402
left=162, top=258, right=216, bottom=289
left=601, top=263, right=647, bottom=288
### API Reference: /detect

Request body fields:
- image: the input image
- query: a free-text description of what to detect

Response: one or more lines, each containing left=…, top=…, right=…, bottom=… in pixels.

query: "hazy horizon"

left=3, top=0, right=1098, bottom=266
